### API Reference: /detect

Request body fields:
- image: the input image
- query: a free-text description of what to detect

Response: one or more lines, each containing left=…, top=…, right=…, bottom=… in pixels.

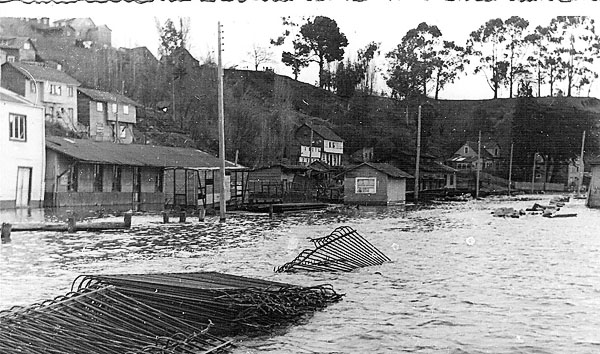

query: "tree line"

left=267, top=15, right=600, bottom=100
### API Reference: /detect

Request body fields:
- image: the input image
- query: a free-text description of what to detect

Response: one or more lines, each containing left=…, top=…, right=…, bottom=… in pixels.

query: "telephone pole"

left=414, top=105, right=422, bottom=203
left=508, top=142, right=514, bottom=196
left=475, top=131, right=481, bottom=198
left=577, top=130, right=586, bottom=194
left=217, top=21, right=226, bottom=222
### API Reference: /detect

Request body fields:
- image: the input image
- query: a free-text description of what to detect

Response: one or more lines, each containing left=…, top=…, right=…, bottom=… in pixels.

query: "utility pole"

left=476, top=131, right=481, bottom=199
left=577, top=130, right=586, bottom=194
left=508, top=142, right=514, bottom=196
left=217, top=21, right=226, bottom=222
left=531, top=152, right=537, bottom=194
left=414, top=105, right=422, bottom=203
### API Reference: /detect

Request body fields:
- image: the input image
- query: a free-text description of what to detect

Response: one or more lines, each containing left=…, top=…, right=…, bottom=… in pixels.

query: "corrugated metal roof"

left=7, top=62, right=80, bottom=85
left=347, top=162, right=413, bottom=179
left=78, top=87, right=140, bottom=107
left=46, top=136, right=245, bottom=169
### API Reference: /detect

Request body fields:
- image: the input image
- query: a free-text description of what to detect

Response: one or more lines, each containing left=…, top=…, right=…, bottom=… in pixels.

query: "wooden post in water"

left=67, top=217, right=76, bottom=233
left=531, top=153, right=537, bottom=194
left=198, top=207, right=205, bottom=222
left=123, top=212, right=132, bottom=229
left=179, top=210, right=186, bottom=223
left=1, top=223, right=11, bottom=243
left=162, top=211, right=169, bottom=224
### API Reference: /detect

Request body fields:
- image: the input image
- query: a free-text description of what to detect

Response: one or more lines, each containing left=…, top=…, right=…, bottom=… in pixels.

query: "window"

left=96, top=102, right=103, bottom=112
left=123, top=105, right=129, bottom=115
left=49, top=84, right=61, bottom=95
left=24, top=42, right=31, bottom=50
left=355, top=177, right=377, bottom=194
left=9, top=114, right=27, bottom=141
left=464, top=146, right=468, bottom=154
left=111, top=103, right=117, bottom=113
left=46, top=106, right=54, bottom=118
left=30, top=81, right=37, bottom=93
left=68, top=108, right=74, bottom=119
left=112, top=166, right=122, bottom=192
left=93, top=165, right=104, bottom=192
left=68, top=86, right=74, bottom=97
left=7, top=56, right=15, bottom=63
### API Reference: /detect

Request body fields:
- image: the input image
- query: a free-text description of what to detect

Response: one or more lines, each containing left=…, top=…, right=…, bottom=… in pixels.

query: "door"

left=16, top=167, right=32, bottom=207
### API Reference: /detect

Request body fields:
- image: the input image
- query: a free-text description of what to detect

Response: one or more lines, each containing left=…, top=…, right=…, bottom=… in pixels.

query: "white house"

left=0, top=87, right=45, bottom=208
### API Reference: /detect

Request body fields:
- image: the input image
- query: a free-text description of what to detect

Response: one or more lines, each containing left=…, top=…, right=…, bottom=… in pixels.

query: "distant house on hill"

left=0, top=36, right=37, bottom=64
left=343, top=162, right=412, bottom=206
left=447, top=140, right=500, bottom=172
left=293, top=122, right=344, bottom=166
left=77, top=87, right=139, bottom=144
left=1, top=61, right=81, bottom=132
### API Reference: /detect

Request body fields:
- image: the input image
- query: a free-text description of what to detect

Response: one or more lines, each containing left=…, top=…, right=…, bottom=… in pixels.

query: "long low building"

left=45, top=136, right=247, bottom=211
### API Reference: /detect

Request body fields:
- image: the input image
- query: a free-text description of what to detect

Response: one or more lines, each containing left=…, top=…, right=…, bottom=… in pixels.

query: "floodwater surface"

left=1, top=196, right=600, bottom=353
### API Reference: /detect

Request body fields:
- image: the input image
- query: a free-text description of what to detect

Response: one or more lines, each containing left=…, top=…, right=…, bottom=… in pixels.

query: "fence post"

left=67, top=217, right=76, bottom=233
left=123, top=212, right=132, bottom=229
left=1, top=223, right=11, bottom=243
left=162, top=211, right=169, bottom=224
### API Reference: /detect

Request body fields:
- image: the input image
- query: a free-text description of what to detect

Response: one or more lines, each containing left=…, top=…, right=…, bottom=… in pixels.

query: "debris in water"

left=275, top=226, right=391, bottom=273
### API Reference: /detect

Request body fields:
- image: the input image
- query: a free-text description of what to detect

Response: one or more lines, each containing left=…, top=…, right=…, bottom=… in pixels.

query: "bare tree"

left=247, top=44, right=274, bottom=71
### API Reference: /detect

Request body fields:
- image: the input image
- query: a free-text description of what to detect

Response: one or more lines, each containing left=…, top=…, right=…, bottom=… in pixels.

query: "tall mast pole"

left=217, top=21, right=226, bottom=222
left=476, top=131, right=481, bottom=198
left=577, top=130, right=586, bottom=194
left=508, top=142, right=514, bottom=196
left=414, top=105, right=421, bottom=203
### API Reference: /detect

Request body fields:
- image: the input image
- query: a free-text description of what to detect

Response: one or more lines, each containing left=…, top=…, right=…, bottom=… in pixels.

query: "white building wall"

left=0, top=90, right=45, bottom=208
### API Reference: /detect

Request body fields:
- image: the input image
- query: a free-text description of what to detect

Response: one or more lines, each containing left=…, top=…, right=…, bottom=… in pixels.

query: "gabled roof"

left=4, top=62, right=80, bottom=85
left=303, top=122, right=344, bottom=142
left=0, top=36, right=35, bottom=50
left=78, top=87, right=139, bottom=107
left=252, top=163, right=309, bottom=172
left=0, top=87, right=37, bottom=106
left=459, top=141, right=495, bottom=159
left=347, top=162, right=412, bottom=179
left=46, top=136, right=245, bottom=170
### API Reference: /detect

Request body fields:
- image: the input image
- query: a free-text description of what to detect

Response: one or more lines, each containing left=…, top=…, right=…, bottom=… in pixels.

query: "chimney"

left=41, top=17, right=49, bottom=26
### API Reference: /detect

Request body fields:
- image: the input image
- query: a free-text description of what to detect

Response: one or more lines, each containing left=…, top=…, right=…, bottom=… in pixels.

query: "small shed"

left=587, top=157, right=600, bottom=208
left=343, top=162, right=412, bottom=206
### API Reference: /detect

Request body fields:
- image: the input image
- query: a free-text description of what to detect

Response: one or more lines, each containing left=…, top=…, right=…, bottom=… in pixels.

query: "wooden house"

left=44, top=136, right=247, bottom=211
left=1, top=61, right=81, bottom=132
left=343, top=163, right=412, bottom=206
left=77, top=87, right=139, bottom=144
left=0, top=87, right=45, bottom=209
left=0, top=36, right=37, bottom=64
left=293, top=122, right=344, bottom=166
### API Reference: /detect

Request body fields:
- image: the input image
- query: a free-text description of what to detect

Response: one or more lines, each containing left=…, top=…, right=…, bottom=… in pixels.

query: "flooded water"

left=2, top=195, right=600, bottom=353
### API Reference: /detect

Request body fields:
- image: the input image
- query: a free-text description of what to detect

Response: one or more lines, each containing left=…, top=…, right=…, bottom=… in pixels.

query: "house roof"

left=304, top=122, right=344, bottom=142
left=78, top=87, right=140, bottom=107
left=347, top=162, right=413, bottom=179
left=461, top=141, right=495, bottom=159
left=46, top=136, right=246, bottom=170
left=252, top=164, right=309, bottom=172
left=448, top=155, right=478, bottom=163
left=0, top=36, right=35, bottom=50
left=0, top=87, right=37, bottom=106
left=5, top=62, right=80, bottom=85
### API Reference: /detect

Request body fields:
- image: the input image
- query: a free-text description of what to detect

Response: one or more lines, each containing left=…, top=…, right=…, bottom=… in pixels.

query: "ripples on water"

left=2, top=196, right=600, bottom=353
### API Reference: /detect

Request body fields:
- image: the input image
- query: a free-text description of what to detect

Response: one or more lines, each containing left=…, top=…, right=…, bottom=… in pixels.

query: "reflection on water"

left=2, top=196, right=600, bottom=353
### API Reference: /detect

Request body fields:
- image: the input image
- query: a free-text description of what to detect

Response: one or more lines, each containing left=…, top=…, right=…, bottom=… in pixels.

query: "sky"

left=2, top=0, right=600, bottom=100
